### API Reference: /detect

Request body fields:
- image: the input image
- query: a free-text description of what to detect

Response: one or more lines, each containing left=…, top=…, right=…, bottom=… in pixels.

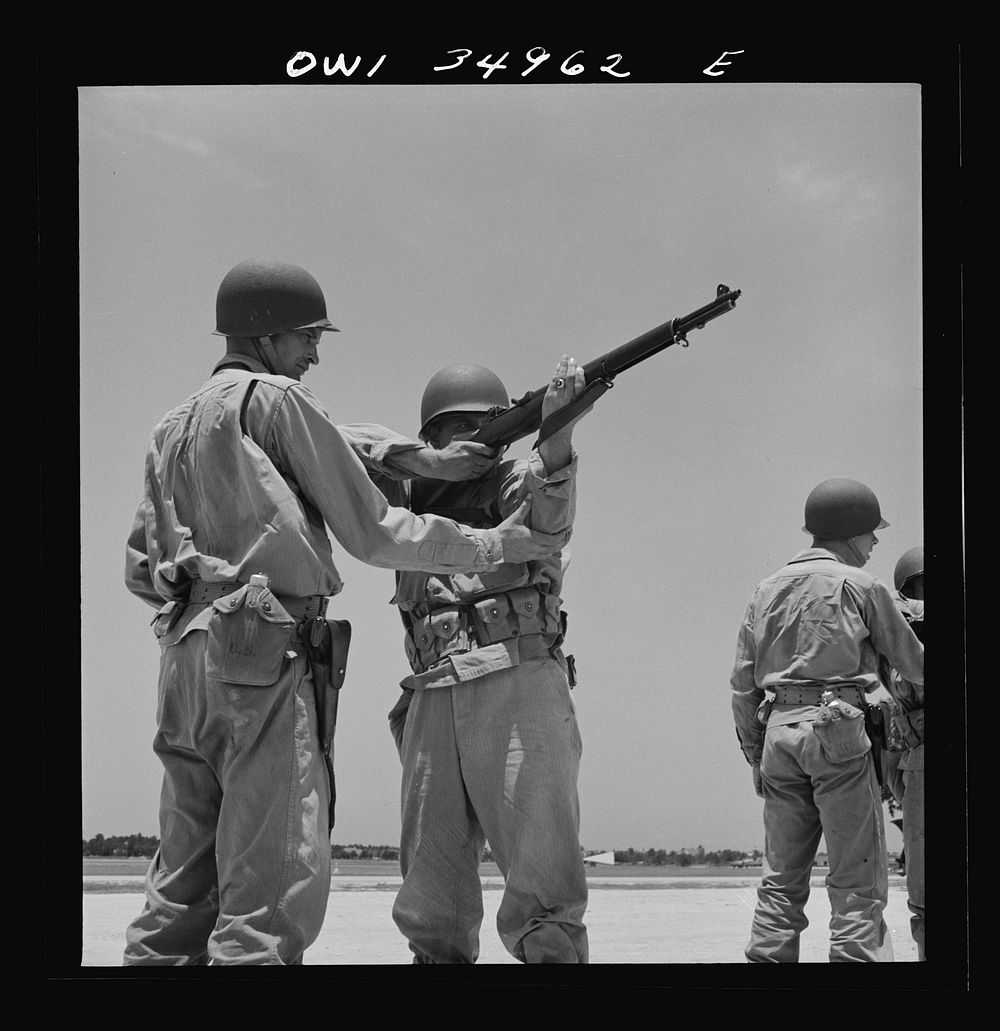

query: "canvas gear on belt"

left=404, top=585, right=563, bottom=676
left=187, top=578, right=329, bottom=620
left=771, top=684, right=867, bottom=708
left=768, top=683, right=891, bottom=787
left=186, top=577, right=347, bottom=828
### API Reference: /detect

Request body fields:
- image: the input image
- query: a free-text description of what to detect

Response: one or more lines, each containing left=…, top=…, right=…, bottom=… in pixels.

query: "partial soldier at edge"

left=881, top=545, right=926, bottom=960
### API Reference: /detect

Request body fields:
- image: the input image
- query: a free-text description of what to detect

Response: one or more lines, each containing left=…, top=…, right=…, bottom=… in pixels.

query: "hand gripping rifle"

left=410, top=284, right=742, bottom=523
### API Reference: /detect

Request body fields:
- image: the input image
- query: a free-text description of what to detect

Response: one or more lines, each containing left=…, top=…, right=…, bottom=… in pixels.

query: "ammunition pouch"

left=404, top=586, right=563, bottom=675
left=812, top=700, right=871, bottom=764
left=205, top=583, right=297, bottom=687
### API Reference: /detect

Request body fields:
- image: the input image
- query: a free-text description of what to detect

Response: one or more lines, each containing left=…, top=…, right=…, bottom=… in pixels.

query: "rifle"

left=473, top=283, right=741, bottom=450
left=410, top=284, right=741, bottom=522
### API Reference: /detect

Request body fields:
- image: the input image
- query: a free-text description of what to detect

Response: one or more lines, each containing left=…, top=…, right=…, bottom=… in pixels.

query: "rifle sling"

left=535, top=377, right=614, bottom=446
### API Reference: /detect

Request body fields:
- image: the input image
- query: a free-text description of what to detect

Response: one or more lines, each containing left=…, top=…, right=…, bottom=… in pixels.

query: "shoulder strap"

left=239, top=379, right=260, bottom=436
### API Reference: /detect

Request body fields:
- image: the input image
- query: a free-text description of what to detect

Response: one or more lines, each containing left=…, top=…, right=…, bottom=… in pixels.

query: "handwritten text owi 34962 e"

left=285, top=48, right=632, bottom=80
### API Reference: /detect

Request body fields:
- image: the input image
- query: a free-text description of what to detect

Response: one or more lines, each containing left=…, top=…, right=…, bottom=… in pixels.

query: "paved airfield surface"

left=80, top=862, right=919, bottom=965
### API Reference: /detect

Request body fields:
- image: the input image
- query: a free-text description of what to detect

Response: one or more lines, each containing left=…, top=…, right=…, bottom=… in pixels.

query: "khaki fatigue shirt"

left=125, top=357, right=510, bottom=610
left=730, top=548, right=925, bottom=764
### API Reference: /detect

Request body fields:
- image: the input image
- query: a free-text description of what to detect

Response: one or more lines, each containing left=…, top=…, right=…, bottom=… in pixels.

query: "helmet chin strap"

left=252, top=335, right=293, bottom=378
left=847, top=537, right=868, bottom=565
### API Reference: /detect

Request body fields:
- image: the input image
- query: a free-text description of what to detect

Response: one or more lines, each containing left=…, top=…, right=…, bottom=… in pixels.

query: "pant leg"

left=125, top=626, right=331, bottom=966
left=901, top=759, right=925, bottom=959
left=392, top=684, right=485, bottom=964
left=208, top=656, right=331, bottom=965
left=808, top=727, right=893, bottom=962
left=124, top=636, right=224, bottom=965
left=746, top=723, right=821, bottom=963
left=459, top=659, right=589, bottom=964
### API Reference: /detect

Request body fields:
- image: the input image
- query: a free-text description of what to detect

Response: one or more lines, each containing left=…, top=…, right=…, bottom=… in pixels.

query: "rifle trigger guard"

left=677, top=333, right=689, bottom=347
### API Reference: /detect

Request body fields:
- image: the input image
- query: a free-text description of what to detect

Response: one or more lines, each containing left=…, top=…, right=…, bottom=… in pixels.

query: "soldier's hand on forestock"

left=541, top=355, right=592, bottom=431
left=494, top=498, right=569, bottom=564
left=752, top=763, right=764, bottom=798
left=425, top=439, right=501, bottom=481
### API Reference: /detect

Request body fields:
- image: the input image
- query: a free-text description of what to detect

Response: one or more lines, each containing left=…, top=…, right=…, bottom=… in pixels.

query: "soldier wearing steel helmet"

left=355, top=357, right=593, bottom=964
left=882, top=545, right=925, bottom=959
left=730, top=478, right=924, bottom=962
left=122, top=260, right=566, bottom=966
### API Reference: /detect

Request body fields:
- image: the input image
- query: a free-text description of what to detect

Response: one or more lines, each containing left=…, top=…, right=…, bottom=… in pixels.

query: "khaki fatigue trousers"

left=392, top=657, right=589, bottom=963
left=124, top=623, right=331, bottom=965
left=747, top=720, right=894, bottom=962
left=900, top=749, right=925, bottom=960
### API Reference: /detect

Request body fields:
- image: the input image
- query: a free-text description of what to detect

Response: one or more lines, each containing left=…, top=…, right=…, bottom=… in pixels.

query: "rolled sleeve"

left=274, top=387, right=503, bottom=573
left=499, top=450, right=577, bottom=534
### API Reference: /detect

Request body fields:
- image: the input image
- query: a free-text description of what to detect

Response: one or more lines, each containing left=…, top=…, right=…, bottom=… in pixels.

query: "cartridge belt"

left=187, top=579, right=328, bottom=620
left=405, top=585, right=562, bottom=675
left=771, top=684, right=866, bottom=708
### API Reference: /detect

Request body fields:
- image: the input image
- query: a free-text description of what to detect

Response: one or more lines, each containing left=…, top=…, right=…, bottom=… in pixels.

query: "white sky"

left=79, top=79, right=926, bottom=854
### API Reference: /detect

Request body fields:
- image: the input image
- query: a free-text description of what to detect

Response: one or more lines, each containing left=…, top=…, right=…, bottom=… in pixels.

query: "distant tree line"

left=82, top=836, right=763, bottom=865
left=81, top=836, right=403, bottom=861
left=612, top=846, right=763, bottom=867
left=331, top=843, right=400, bottom=861
left=82, top=833, right=160, bottom=857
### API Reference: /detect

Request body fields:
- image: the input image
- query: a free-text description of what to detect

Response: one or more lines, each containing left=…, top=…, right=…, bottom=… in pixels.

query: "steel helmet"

left=893, top=546, right=924, bottom=591
left=420, top=364, right=509, bottom=436
left=213, top=259, right=339, bottom=337
left=802, top=478, right=889, bottom=538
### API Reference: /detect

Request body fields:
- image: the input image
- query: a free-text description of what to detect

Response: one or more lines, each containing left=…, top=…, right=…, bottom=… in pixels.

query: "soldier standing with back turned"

left=730, top=478, right=924, bottom=962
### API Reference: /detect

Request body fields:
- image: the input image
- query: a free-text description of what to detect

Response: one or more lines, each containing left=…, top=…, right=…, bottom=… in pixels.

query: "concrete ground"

left=78, top=873, right=919, bottom=967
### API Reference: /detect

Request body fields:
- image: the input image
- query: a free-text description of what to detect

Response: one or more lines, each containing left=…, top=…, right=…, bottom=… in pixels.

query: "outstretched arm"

left=338, top=423, right=501, bottom=483
left=275, top=385, right=565, bottom=572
